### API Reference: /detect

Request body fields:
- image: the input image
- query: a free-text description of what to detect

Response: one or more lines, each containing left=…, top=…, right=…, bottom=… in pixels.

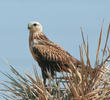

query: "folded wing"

left=32, top=40, right=81, bottom=73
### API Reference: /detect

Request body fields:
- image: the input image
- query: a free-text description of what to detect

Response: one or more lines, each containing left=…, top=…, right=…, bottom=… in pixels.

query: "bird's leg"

left=42, top=70, right=47, bottom=85
left=43, top=77, right=46, bottom=86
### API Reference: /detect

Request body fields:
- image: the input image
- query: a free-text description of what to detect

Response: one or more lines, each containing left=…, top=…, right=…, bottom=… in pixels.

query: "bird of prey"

left=28, top=21, right=81, bottom=84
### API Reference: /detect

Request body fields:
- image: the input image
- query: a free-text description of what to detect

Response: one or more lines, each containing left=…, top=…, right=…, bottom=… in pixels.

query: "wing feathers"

left=34, top=45, right=67, bottom=62
left=32, top=40, right=81, bottom=73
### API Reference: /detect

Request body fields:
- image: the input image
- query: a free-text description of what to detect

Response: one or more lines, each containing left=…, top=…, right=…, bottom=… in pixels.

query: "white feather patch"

left=31, top=39, right=41, bottom=48
left=31, top=41, right=34, bottom=48
left=33, top=39, right=39, bottom=44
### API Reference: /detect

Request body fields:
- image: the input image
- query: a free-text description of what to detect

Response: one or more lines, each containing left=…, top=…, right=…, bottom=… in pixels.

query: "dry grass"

left=0, top=23, right=110, bottom=100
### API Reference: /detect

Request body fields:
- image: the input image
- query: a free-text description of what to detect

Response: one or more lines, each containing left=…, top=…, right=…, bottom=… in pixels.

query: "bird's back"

left=29, top=32, right=81, bottom=73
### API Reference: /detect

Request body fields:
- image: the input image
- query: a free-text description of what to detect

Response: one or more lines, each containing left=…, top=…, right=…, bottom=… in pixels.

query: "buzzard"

left=28, top=21, right=81, bottom=84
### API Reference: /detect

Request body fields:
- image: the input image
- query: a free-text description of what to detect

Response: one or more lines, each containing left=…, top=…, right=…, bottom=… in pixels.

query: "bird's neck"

left=29, top=32, right=49, bottom=44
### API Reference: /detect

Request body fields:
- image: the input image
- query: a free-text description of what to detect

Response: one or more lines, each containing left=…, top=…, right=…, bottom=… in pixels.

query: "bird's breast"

left=29, top=36, right=39, bottom=61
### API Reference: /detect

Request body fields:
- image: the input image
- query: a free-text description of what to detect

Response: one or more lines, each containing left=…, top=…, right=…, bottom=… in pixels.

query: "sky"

left=0, top=0, right=110, bottom=99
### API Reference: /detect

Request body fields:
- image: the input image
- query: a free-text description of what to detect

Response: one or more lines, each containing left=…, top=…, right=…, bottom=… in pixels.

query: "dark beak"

left=28, top=24, right=31, bottom=29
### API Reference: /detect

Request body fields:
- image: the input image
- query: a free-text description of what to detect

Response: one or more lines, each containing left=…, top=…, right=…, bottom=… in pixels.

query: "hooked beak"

left=28, top=24, right=32, bottom=29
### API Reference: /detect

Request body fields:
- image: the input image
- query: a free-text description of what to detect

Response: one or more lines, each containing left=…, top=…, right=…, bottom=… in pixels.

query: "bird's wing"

left=32, top=40, right=81, bottom=66
left=32, top=41, right=70, bottom=63
left=33, top=39, right=71, bottom=56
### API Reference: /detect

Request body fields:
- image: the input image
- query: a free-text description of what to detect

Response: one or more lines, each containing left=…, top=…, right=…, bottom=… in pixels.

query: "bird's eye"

left=33, top=23, right=37, bottom=26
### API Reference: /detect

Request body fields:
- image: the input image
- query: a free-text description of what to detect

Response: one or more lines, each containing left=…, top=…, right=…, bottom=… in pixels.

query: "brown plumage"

left=28, top=21, right=81, bottom=84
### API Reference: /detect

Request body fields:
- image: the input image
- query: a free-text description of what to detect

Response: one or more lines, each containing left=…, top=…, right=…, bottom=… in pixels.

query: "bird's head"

left=28, top=21, right=43, bottom=33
